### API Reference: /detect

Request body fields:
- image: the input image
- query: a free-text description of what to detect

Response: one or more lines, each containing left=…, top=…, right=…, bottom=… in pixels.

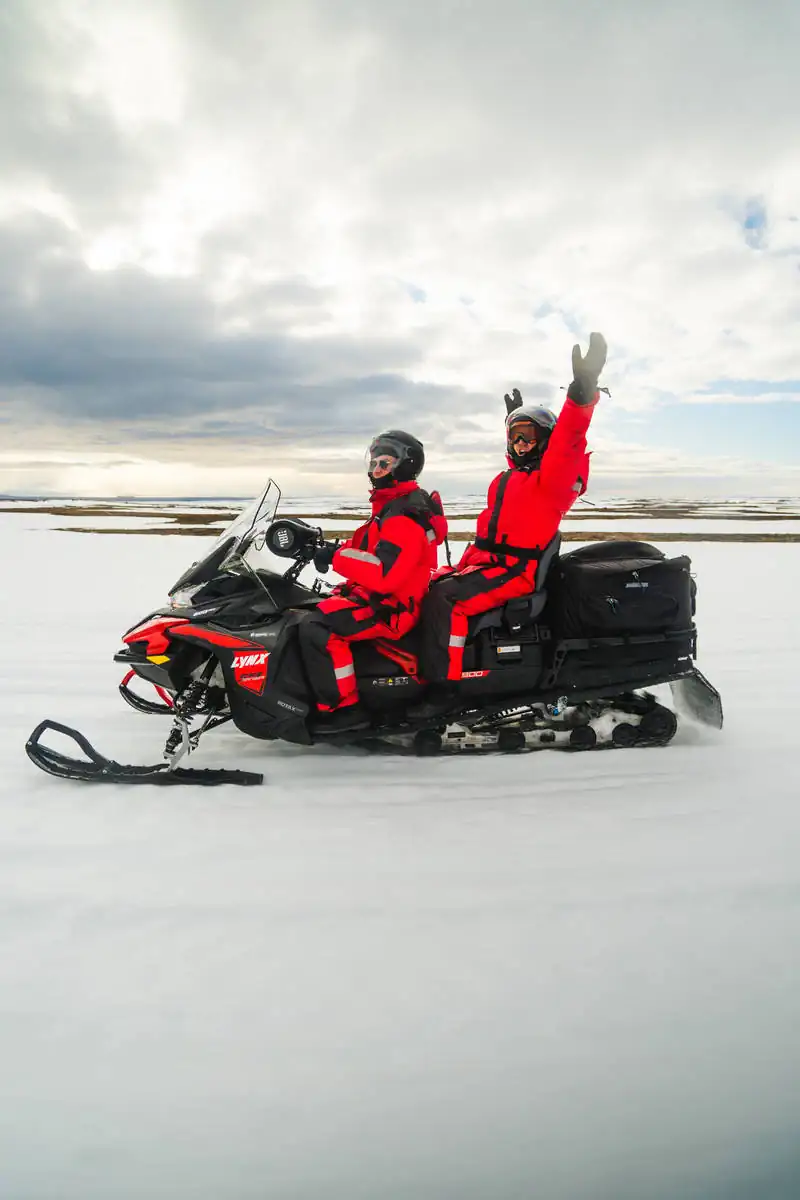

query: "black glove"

left=313, top=541, right=338, bottom=573
left=504, top=386, right=524, bottom=415
left=567, top=332, right=607, bottom=406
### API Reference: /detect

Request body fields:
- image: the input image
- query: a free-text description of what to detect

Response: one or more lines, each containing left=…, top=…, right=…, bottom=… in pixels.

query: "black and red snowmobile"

left=26, top=479, right=723, bottom=786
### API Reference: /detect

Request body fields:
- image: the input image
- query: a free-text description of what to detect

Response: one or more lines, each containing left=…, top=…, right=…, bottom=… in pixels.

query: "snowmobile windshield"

left=168, top=479, right=282, bottom=597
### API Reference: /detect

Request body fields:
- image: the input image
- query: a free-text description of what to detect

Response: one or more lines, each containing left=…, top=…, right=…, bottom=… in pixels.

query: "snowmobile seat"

left=466, top=534, right=561, bottom=638
left=468, top=590, right=549, bottom=636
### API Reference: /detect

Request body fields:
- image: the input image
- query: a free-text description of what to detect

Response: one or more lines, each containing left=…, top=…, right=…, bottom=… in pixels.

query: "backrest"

left=537, top=532, right=562, bottom=583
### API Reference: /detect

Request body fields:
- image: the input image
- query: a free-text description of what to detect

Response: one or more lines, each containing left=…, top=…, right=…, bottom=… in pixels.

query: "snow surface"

left=2, top=514, right=800, bottom=1199
left=3, top=511, right=201, bottom=533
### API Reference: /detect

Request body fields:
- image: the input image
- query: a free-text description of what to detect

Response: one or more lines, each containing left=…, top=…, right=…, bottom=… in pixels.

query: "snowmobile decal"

left=232, top=652, right=269, bottom=668
left=232, top=650, right=269, bottom=695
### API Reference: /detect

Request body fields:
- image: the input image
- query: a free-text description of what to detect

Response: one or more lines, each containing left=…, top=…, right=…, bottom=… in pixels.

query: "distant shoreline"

left=3, top=499, right=800, bottom=543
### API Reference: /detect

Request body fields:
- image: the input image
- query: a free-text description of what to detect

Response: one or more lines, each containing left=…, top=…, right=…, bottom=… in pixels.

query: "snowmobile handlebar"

left=264, top=517, right=326, bottom=562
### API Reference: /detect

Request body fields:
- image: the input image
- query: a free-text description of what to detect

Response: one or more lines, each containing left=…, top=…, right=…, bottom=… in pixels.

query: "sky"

left=1, top=0, right=799, bottom=500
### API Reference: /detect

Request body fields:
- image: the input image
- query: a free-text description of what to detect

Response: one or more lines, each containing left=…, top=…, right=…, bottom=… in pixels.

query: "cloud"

left=681, top=393, right=800, bottom=405
left=0, top=213, right=454, bottom=419
left=1, top=0, right=800, bottom=496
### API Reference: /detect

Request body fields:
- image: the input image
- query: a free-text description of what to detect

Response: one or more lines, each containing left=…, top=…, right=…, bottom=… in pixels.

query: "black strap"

left=474, top=537, right=543, bottom=562
left=336, top=582, right=411, bottom=620
left=351, top=523, right=371, bottom=549
left=378, top=488, right=437, bottom=534
left=368, top=593, right=413, bottom=622
left=486, top=471, right=512, bottom=546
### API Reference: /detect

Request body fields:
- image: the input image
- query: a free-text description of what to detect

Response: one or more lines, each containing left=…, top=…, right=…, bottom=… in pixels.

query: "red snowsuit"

left=421, top=396, right=595, bottom=681
left=299, top=481, right=448, bottom=710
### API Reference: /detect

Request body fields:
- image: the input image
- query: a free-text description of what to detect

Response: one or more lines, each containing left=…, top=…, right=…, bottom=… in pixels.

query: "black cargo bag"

left=552, top=541, right=696, bottom=637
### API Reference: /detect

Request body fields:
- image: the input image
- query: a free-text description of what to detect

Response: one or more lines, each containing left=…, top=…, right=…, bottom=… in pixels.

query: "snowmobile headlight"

left=169, top=586, right=201, bottom=609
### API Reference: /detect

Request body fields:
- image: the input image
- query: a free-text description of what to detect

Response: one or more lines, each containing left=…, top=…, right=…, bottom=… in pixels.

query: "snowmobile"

left=26, top=479, right=723, bottom=786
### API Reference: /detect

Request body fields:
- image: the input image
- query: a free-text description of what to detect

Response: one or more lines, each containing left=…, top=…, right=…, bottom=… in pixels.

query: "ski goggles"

left=508, top=422, right=539, bottom=447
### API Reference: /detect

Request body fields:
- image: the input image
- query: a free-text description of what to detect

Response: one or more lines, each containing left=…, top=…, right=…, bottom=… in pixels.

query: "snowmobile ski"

left=25, top=720, right=263, bottom=787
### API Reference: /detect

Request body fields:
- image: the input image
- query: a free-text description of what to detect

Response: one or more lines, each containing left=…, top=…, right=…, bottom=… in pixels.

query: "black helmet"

left=366, top=429, right=425, bottom=488
left=505, top=405, right=557, bottom=469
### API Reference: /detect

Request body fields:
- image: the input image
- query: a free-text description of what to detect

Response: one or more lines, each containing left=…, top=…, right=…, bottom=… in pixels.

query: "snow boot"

left=407, top=684, right=461, bottom=721
left=312, top=702, right=370, bottom=734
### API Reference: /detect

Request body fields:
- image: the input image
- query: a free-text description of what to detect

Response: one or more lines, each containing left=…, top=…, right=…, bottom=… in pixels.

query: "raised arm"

left=539, top=332, right=607, bottom=506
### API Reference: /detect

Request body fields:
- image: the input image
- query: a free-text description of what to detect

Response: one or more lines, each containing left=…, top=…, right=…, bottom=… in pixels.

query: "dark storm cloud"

left=0, top=214, right=491, bottom=443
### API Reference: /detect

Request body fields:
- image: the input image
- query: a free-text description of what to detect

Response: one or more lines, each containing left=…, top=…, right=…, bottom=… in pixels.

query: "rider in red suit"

left=297, top=430, right=448, bottom=729
left=416, top=333, right=607, bottom=705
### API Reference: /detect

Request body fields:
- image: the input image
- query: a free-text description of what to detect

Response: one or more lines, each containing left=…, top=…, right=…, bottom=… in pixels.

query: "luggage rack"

left=542, top=626, right=698, bottom=691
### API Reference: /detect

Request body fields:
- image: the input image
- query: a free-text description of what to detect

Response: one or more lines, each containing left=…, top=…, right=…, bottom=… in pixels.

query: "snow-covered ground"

left=2, top=513, right=799, bottom=1200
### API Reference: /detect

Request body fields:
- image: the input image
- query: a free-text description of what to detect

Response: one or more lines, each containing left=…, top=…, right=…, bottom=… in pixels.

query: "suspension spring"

left=164, top=663, right=215, bottom=761
left=175, top=680, right=208, bottom=719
